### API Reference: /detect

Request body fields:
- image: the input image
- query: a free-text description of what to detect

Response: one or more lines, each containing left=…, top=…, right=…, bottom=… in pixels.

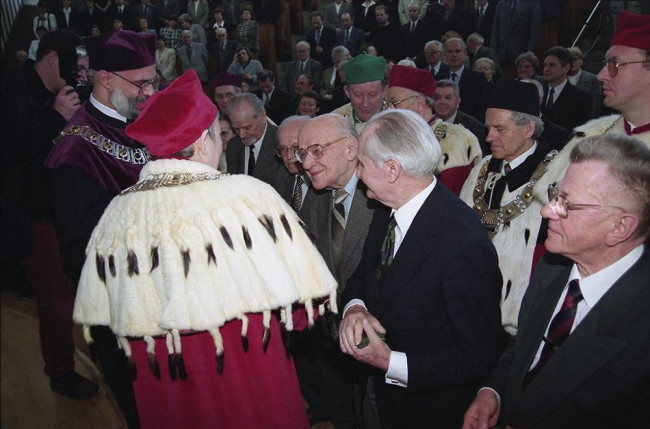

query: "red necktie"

left=524, top=279, right=583, bottom=387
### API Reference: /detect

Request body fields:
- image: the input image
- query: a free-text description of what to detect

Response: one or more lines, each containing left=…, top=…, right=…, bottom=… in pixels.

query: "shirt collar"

left=569, top=244, right=644, bottom=310
left=503, top=141, right=537, bottom=171
left=392, top=178, right=436, bottom=240
left=90, top=93, right=128, bottom=123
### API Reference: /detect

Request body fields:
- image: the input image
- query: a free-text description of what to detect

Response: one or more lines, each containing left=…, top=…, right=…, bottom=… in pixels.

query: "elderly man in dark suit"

left=567, top=46, right=603, bottom=118
left=400, top=2, right=432, bottom=60
left=439, top=37, right=489, bottom=122
left=468, top=0, right=495, bottom=45
left=336, top=12, right=365, bottom=57
left=176, top=29, right=209, bottom=82
left=226, top=93, right=289, bottom=191
left=294, top=113, right=380, bottom=428
left=541, top=46, right=592, bottom=132
left=339, top=109, right=505, bottom=428
left=212, top=27, right=239, bottom=73
left=283, top=41, right=323, bottom=99
left=463, top=134, right=650, bottom=429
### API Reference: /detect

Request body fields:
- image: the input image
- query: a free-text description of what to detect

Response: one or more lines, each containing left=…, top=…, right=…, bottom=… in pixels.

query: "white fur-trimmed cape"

left=73, top=159, right=338, bottom=338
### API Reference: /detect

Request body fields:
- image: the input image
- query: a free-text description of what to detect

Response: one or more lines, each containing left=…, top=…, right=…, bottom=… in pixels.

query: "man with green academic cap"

left=332, top=53, right=388, bottom=133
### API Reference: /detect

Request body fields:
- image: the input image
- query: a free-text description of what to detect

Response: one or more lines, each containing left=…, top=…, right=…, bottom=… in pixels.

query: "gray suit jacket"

left=323, top=1, right=353, bottom=30
left=306, top=181, right=378, bottom=298
left=225, top=122, right=290, bottom=192
left=490, top=0, right=541, bottom=61
left=486, top=250, right=650, bottom=428
left=176, top=42, right=209, bottom=82
left=282, top=58, right=324, bottom=98
left=575, top=70, right=602, bottom=118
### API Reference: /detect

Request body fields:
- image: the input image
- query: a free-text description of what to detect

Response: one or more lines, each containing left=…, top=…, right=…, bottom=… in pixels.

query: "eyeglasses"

left=111, top=72, right=160, bottom=94
left=387, top=94, right=420, bottom=108
left=547, top=183, right=624, bottom=219
left=424, top=50, right=441, bottom=55
left=294, top=136, right=348, bottom=163
left=275, top=144, right=298, bottom=159
left=602, top=58, right=650, bottom=77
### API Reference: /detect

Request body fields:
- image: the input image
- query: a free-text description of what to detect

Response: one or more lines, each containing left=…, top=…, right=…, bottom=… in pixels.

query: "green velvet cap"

left=343, top=54, right=386, bottom=85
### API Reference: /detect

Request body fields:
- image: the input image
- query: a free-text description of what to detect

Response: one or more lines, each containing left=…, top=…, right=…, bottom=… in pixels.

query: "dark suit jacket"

left=55, top=8, right=82, bottom=32
left=252, top=87, right=291, bottom=125
left=323, top=1, right=354, bottom=30
left=212, top=39, right=239, bottom=74
left=400, top=20, right=432, bottom=59
left=491, top=0, right=541, bottom=61
left=486, top=250, right=650, bottom=428
left=307, top=181, right=378, bottom=297
left=342, top=184, right=506, bottom=428
left=454, top=110, right=488, bottom=156
left=542, top=81, right=592, bottom=132
left=336, top=26, right=365, bottom=57
left=130, top=2, right=158, bottom=32
left=225, top=121, right=289, bottom=192
left=439, top=67, right=489, bottom=123
left=429, top=5, right=470, bottom=40
left=369, top=24, right=401, bottom=61
left=354, top=3, right=377, bottom=33
left=306, top=26, right=337, bottom=70
left=468, top=2, right=496, bottom=44
left=277, top=173, right=311, bottom=221
left=282, top=58, right=323, bottom=98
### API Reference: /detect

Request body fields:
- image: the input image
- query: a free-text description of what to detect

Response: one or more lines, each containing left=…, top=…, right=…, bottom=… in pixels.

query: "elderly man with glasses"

left=44, top=29, right=157, bottom=428
left=292, top=113, right=381, bottom=428
left=463, top=132, right=650, bottom=429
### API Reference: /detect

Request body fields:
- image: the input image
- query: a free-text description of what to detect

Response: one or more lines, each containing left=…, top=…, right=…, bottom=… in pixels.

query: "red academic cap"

left=126, top=70, right=218, bottom=157
left=389, top=65, right=437, bottom=98
left=610, top=10, right=650, bottom=51
left=86, top=29, right=156, bottom=72
left=209, top=73, right=243, bottom=93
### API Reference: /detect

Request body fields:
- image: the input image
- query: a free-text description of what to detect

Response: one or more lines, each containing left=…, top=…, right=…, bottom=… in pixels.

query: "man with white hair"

left=283, top=41, right=323, bottom=98
left=339, top=109, right=505, bottom=428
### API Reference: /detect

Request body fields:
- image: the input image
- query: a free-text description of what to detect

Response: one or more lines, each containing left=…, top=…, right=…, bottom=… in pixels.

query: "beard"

left=110, top=86, right=147, bottom=120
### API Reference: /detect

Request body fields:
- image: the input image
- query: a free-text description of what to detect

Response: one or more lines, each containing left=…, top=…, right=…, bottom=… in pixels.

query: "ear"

left=346, top=137, right=358, bottom=160
left=522, top=120, right=535, bottom=140
left=96, top=70, right=112, bottom=89
left=384, top=158, right=401, bottom=183
left=605, top=213, right=639, bottom=247
left=343, top=85, right=350, bottom=99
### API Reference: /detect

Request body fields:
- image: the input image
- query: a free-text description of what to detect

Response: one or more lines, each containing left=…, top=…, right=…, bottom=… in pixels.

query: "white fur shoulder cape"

left=73, top=159, right=338, bottom=339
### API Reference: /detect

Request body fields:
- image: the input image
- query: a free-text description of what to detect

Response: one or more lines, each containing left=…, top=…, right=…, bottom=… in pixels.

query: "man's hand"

left=54, top=86, right=81, bottom=121
left=339, top=305, right=390, bottom=371
left=462, top=388, right=501, bottom=429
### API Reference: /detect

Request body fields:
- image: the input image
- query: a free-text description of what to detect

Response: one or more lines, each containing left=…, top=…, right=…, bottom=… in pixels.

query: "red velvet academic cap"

left=389, top=65, right=437, bottom=98
left=86, top=30, right=156, bottom=72
left=126, top=70, right=218, bottom=157
left=610, top=11, right=650, bottom=51
left=209, top=73, right=243, bottom=93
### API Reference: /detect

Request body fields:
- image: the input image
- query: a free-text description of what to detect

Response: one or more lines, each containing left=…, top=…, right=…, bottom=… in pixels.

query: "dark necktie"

left=247, top=144, right=256, bottom=175
left=316, top=29, right=321, bottom=45
left=524, top=279, right=583, bottom=387
left=410, top=22, right=415, bottom=34
left=378, top=216, right=397, bottom=277
left=545, top=87, right=555, bottom=112
left=331, top=189, right=347, bottom=271
left=451, top=72, right=458, bottom=82
left=504, top=163, right=512, bottom=175
left=186, top=45, right=192, bottom=58
left=345, top=29, right=350, bottom=44
left=291, top=175, right=304, bottom=213
left=299, top=61, right=304, bottom=73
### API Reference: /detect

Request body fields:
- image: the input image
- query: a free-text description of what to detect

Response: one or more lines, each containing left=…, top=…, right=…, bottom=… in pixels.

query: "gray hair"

left=397, top=59, right=416, bottom=67
left=215, top=27, right=227, bottom=37
left=362, top=109, right=441, bottom=177
left=332, top=45, right=351, bottom=62
left=174, top=118, right=219, bottom=158
left=181, top=29, right=192, bottom=37
left=436, top=79, right=460, bottom=98
left=424, top=40, right=443, bottom=52
left=474, top=57, right=495, bottom=71
left=515, top=51, right=540, bottom=70
left=278, top=115, right=311, bottom=132
left=510, top=111, right=544, bottom=139
left=444, top=37, right=466, bottom=52
left=467, top=32, right=484, bottom=44
left=296, top=41, right=310, bottom=51
left=228, top=92, right=265, bottom=117
left=571, top=134, right=650, bottom=238
left=178, top=13, right=192, bottom=23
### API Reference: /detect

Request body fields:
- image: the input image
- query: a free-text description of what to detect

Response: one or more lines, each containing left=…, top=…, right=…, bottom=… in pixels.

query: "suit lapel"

left=340, top=182, right=373, bottom=278
left=252, top=124, right=276, bottom=180
left=512, top=249, right=650, bottom=424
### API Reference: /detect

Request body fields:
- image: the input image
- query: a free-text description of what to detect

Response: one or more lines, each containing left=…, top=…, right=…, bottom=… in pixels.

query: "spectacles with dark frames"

left=387, top=94, right=420, bottom=108
left=275, top=144, right=298, bottom=159
left=294, top=136, right=348, bottom=163
left=547, top=183, right=624, bottom=219
left=111, top=72, right=161, bottom=94
left=602, top=58, right=650, bottom=77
